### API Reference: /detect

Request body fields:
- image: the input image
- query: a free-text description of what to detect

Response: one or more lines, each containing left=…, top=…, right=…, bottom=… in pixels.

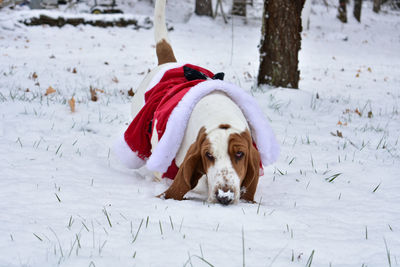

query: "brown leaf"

left=368, top=111, right=373, bottom=118
left=68, top=97, right=75, bottom=112
left=32, top=72, right=38, bottom=80
left=336, top=130, right=343, bottom=138
left=72, top=68, right=77, bottom=74
left=112, top=76, right=119, bottom=83
left=90, top=87, right=98, bottom=102
left=128, top=88, right=135, bottom=97
left=45, top=86, right=56, bottom=96
left=367, top=67, right=372, bottom=72
left=355, top=108, right=362, bottom=117
left=355, top=73, right=360, bottom=78
left=337, top=121, right=343, bottom=125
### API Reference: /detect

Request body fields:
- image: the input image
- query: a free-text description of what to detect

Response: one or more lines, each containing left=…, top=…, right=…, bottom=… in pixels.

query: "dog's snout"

left=215, top=188, right=234, bottom=205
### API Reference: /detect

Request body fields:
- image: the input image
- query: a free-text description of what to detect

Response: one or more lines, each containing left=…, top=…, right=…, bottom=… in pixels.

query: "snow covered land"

left=0, top=0, right=399, bottom=266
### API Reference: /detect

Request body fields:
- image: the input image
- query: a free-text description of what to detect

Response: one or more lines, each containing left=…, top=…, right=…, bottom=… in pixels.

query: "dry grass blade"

left=325, top=173, right=342, bottom=183
left=68, top=97, right=75, bottom=112
left=305, top=250, right=315, bottom=267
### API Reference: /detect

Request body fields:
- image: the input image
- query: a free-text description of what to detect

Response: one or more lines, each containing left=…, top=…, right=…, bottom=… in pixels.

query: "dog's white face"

left=204, top=127, right=246, bottom=204
left=161, top=125, right=261, bottom=205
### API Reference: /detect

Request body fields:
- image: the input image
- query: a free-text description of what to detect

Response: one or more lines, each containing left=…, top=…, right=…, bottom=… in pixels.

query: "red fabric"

left=124, top=64, right=214, bottom=179
left=162, top=160, right=179, bottom=179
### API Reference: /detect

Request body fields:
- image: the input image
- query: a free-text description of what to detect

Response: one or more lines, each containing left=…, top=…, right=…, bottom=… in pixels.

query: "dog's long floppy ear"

left=160, top=128, right=206, bottom=200
left=240, top=131, right=261, bottom=202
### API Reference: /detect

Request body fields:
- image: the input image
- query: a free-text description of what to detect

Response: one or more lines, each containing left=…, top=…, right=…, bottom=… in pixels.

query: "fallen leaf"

left=367, top=67, right=372, bottom=72
left=68, top=97, right=75, bottom=112
left=25, top=88, right=30, bottom=92
left=90, top=87, right=98, bottom=102
left=128, top=88, right=135, bottom=97
left=355, top=108, right=362, bottom=116
left=72, top=68, right=77, bottom=74
left=337, top=121, right=342, bottom=125
left=112, top=76, right=119, bottom=83
left=45, top=86, right=56, bottom=96
left=336, top=130, right=343, bottom=138
left=356, top=73, right=360, bottom=78
left=32, top=72, right=38, bottom=80
left=368, top=111, right=373, bottom=118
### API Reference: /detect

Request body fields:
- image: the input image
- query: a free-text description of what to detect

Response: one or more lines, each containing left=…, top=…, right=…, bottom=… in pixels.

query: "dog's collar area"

left=183, top=66, right=224, bottom=82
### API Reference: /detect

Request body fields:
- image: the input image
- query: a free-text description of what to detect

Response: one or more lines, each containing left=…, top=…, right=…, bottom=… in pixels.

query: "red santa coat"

left=115, top=64, right=280, bottom=179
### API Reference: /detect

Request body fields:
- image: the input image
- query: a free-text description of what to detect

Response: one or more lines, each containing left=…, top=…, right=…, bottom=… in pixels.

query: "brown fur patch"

left=218, top=124, right=231, bottom=130
left=228, top=132, right=249, bottom=180
left=161, top=127, right=210, bottom=200
left=156, top=39, right=177, bottom=65
left=228, top=130, right=261, bottom=202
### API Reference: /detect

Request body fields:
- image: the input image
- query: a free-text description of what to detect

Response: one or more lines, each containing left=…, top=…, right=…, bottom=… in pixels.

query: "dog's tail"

left=154, top=0, right=177, bottom=65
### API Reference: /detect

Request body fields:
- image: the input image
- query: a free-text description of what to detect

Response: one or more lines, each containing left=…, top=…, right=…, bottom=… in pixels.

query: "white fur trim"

left=146, top=79, right=280, bottom=173
left=113, top=134, right=146, bottom=169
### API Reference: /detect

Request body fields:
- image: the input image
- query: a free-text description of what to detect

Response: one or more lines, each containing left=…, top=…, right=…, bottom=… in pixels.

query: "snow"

left=217, top=189, right=234, bottom=201
left=0, top=0, right=399, bottom=266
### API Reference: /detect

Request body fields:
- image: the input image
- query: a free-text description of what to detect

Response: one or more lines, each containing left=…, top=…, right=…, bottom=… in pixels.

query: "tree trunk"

left=232, top=0, right=247, bottom=16
left=257, top=0, right=305, bottom=89
left=337, top=0, right=347, bottom=23
left=353, top=0, right=362, bottom=22
left=373, top=0, right=381, bottom=13
left=195, top=0, right=213, bottom=16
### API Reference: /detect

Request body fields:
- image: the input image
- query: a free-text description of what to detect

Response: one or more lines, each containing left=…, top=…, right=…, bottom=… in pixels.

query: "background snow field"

left=1, top=1, right=399, bottom=266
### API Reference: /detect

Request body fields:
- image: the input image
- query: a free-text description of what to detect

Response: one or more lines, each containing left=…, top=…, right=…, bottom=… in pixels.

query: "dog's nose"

left=216, top=188, right=234, bottom=205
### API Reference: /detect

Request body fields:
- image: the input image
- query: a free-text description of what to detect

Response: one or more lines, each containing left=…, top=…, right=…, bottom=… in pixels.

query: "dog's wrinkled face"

left=202, top=126, right=250, bottom=204
left=162, top=125, right=260, bottom=204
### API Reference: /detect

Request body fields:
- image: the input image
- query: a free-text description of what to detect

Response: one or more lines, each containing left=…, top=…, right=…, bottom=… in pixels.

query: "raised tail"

left=154, top=0, right=177, bottom=65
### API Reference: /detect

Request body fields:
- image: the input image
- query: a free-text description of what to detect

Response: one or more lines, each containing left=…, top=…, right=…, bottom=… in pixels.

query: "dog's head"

left=163, top=125, right=260, bottom=205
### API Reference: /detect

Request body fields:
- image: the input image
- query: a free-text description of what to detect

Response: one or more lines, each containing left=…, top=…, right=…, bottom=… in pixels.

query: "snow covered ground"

left=0, top=1, right=399, bottom=266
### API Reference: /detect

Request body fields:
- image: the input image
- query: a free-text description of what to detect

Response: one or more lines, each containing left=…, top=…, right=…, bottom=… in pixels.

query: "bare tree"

left=337, top=0, right=347, bottom=23
left=353, top=0, right=362, bottom=22
left=373, top=0, right=381, bottom=13
left=195, top=0, right=213, bottom=16
left=257, top=0, right=305, bottom=89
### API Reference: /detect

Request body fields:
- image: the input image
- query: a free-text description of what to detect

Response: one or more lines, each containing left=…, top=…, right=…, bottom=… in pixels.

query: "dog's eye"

left=235, top=151, right=244, bottom=159
left=205, top=152, right=214, bottom=161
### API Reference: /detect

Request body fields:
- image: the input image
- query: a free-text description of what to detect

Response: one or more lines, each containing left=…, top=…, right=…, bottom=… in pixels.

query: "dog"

left=114, top=0, right=279, bottom=205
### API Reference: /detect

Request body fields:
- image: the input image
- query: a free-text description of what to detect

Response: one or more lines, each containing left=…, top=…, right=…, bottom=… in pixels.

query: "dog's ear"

left=160, top=128, right=206, bottom=200
left=240, top=132, right=261, bottom=202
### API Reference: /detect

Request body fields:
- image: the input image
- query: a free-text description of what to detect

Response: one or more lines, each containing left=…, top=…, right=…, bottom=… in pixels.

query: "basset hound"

left=114, top=0, right=279, bottom=205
